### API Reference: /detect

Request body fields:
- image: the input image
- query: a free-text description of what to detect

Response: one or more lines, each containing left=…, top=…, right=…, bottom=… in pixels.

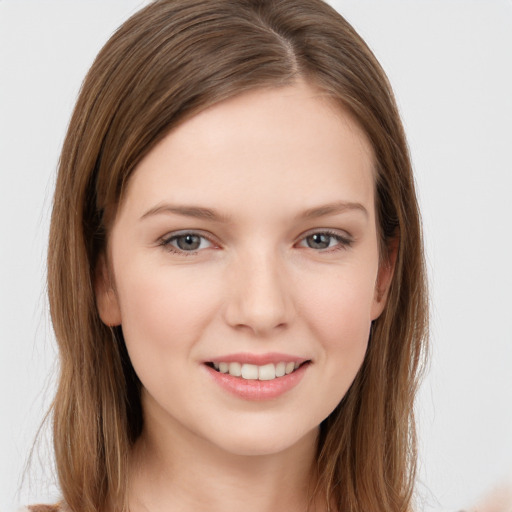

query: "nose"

left=223, top=249, right=292, bottom=336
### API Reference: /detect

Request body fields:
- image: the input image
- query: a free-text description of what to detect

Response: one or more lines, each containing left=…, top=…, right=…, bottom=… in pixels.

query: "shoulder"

left=19, top=505, right=63, bottom=512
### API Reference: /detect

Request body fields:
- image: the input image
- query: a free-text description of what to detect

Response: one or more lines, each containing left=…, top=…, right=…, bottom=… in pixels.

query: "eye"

left=160, top=231, right=214, bottom=254
left=297, top=230, right=352, bottom=251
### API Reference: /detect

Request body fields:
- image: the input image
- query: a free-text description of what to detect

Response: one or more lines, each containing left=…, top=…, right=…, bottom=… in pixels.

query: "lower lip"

left=204, top=363, right=309, bottom=401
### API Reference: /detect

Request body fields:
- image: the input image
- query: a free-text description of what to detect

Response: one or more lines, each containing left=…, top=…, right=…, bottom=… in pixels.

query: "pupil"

left=177, top=234, right=200, bottom=250
left=309, top=233, right=330, bottom=249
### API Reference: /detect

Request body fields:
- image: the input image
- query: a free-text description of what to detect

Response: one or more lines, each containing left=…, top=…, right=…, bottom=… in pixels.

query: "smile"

left=208, top=361, right=305, bottom=381
left=205, top=359, right=310, bottom=400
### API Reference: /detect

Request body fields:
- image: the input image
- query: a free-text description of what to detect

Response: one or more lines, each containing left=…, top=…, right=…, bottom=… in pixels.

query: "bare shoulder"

left=464, top=480, right=512, bottom=512
left=22, top=505, right=62, bottom=512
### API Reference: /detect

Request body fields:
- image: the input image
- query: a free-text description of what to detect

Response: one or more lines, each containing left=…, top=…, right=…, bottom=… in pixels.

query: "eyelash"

left=159, top=231, right=216, bottom=256
left=159, top=229, right=353, bottom=256
left=298, top=230, right=353, bottom=253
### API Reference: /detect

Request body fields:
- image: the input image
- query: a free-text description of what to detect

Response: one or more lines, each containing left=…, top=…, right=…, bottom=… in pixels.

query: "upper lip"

left=205, top=352, right=310, bottom=365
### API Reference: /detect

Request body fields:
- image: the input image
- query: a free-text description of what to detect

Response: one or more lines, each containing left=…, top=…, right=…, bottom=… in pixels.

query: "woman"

left=31, top=0, right=428, bottom=511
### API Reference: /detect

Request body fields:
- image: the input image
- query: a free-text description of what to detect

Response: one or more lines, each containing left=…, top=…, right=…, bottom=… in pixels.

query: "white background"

left=1, top=1, right=511, bottom=511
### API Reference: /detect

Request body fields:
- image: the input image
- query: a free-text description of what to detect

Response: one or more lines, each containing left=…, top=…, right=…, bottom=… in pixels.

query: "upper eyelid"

left=162, top=229, right=216, bottom=242
left=295, top=228, right=353, bottom=242
left=159, top=231, right=218, bottom=254
left=159, top=228, right=353, bottom=248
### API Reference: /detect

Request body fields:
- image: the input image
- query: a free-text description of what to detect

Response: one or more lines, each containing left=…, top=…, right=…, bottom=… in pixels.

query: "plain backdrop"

left=1, top=1, right=511, bottom=511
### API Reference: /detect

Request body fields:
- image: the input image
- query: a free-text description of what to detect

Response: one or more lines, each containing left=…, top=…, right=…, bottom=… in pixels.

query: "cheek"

left=114, top=262, right=222, bottom=361
left=298, top=263, right=377, bottom=341
left=294, top=261, right=378, bottom=399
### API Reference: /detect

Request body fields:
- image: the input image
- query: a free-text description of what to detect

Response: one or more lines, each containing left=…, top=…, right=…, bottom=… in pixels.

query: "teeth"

left=258, top=363, right=276, bottom=381
left=212, top=361, right=305, bottom=380
left=228, top=362, right=242, bottom=377
left=285, top=362, right=295, bottom=374
left=241, top=364, right=258, bottom=380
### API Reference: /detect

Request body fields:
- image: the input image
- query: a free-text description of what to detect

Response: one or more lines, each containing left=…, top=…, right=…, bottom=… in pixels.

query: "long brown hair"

left=47, top=1, right=428, bottom=511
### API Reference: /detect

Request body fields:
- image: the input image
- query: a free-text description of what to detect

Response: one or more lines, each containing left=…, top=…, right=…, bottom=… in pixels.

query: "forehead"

left=121, top=82, right=375, bottom=222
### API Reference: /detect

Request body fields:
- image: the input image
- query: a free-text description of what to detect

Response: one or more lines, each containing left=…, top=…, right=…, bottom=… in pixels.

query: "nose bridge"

left=224, top=244, right=291, bottom=335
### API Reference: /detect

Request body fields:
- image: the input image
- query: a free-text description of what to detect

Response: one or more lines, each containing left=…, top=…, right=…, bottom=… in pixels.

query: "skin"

left=96, top=81, right=394, bottom=512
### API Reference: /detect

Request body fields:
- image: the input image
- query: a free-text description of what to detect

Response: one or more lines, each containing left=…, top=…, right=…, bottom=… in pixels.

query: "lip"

left=205, top=352, right=309, bottom=365
left=203, top=356, right=311, bottom=401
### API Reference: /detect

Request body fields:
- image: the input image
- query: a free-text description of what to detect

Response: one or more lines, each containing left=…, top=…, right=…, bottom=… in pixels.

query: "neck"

left=127, top=395, right=323, bottom=512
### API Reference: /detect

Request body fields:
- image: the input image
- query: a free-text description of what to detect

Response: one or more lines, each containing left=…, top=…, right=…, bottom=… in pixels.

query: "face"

left=97, top=82, right=392, bottom=457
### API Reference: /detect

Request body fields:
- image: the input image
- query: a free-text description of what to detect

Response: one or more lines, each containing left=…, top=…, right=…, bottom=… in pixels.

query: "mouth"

left=205, top=360, right=310, bottom=381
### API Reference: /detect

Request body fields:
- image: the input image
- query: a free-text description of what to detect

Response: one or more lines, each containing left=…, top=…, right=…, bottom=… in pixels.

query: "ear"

left=371, top=237, right=398, bottom=320
left=94, top=254, right=122, bottom=326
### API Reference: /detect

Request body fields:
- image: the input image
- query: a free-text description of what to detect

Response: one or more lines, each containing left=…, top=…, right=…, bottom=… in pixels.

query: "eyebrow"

left=140, top=203, right=232, bottom=223
left=140, top=200, right=368, bottom=223
left=299, top=201, right=368, bottom=220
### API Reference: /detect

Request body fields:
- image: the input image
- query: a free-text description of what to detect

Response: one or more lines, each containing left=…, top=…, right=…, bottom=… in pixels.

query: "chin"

left=201, top=421, right=320, bottom=458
